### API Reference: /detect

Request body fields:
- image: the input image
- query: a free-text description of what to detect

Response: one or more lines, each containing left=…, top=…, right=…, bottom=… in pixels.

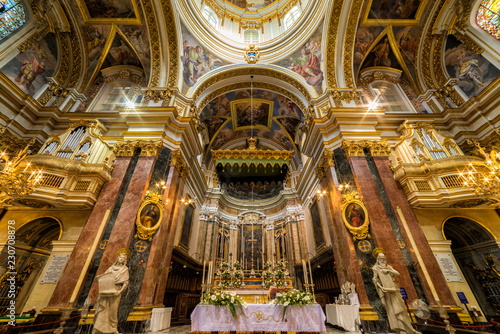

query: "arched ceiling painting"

left=201, top=89, right=304, bottom=164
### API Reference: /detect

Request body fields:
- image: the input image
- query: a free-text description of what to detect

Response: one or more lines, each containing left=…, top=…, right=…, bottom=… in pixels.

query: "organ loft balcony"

left=0, top=120, right=114, bottom=209
left=391, top=121, right=498, bottom=209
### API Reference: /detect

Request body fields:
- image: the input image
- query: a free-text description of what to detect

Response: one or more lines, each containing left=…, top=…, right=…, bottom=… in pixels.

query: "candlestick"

left=308, top=259, right=314, bottom=286
left=302, top=260, right=309, bottom=285
left=202, top=260, right=206, bottom=287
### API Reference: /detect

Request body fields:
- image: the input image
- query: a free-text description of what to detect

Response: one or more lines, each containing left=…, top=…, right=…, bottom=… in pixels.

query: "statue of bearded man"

left=372, top=253, right=421, bottom=334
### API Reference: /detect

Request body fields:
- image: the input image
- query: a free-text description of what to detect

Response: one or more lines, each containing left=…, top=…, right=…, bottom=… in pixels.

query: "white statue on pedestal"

left=372, top=253, right=421, bottom=334
left=92, top=248, right=130, bottom=334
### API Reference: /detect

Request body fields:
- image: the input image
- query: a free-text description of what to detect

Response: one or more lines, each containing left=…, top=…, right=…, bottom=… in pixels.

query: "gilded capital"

left=113, top=140, right=138, bottom=157
left=367, top=140, right=392, bottom=157
left=138, top=140, right=163, bottom=157
left=315, top=151, right=335, bottom=180
left=341, top=140, right=366, bottom=158
left=170, top=150, right=190, bottom=180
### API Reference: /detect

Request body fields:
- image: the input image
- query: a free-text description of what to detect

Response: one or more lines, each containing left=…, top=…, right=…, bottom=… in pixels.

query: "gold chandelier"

left=0, top=143, right=42, bottom=203
left=459, top=142, right=500, bottom=197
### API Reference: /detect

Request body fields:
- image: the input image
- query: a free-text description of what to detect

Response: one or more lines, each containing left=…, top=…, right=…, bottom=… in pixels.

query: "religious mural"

left=274, top=21, right=324, bottom=94
left=309, top=200, right=326, bottom=250
left=367, top=0, right=420, bottom=20
left=354, top=26, right=383, bottom=65
left=394, top=26, right=419, bottom=67
left=84, top=0, right=135, bottom=18
left=179, top=204, right=195, bottom=249
left=181, top=23, right=228, bottom=92
left=242, top=224, right=263, bottom=270
left=201, top=89, right=304, bottom=158
left=1, top=33, right=58, bottom=96
left=226, top=0, right=277, bottom=10
left=445, top=34, right=500, bottom=97
left=224, top=180, right=283, bottom=200
left=360, top=36, right=402, bottom=70
left=102, top=33, right=143, bottom=68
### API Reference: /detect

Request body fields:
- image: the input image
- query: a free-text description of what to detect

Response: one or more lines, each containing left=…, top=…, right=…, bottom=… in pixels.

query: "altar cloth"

left=191, top=304, right=326, bottom=332
left=325, top=304, right=360, bottom=332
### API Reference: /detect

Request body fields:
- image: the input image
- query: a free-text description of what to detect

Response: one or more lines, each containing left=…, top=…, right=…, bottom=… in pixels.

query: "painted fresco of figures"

left=445, top=34, right=500, bottom=97
left=228, top=0, right=276, bottom=10
left=181, top=24, right=226, bottom=91
left=1, top=33, right=58, bottom=96
left=85, top=0, right=134, bottom=19
left=368, top=0, right=419, bottom=20
left=275, top=22, right=324, bottom=94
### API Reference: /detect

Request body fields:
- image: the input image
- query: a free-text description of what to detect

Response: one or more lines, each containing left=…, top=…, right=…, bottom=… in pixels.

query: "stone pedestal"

left=46, top=156, right=133, bottom=310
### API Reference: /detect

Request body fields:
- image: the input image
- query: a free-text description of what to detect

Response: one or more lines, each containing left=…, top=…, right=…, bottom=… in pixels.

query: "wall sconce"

left=317, top=190, right=327, bottom=197
left=338, top=183, right=350, bottom=192
left=181, top=197, right=193, bottom=204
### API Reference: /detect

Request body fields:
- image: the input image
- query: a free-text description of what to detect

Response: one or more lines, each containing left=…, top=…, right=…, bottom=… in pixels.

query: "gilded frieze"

left=170, top=150, right=190, bottom=180
left=326, top=0, right=343, bottom=88
left=343, top=0, right=363, bottom=88
left=142, top=0, right=161, bottom=87
left=161, top=0, right=179, bottom=88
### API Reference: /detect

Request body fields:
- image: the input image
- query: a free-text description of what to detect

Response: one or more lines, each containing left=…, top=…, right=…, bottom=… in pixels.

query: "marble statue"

left=92, top=248, right=130, bottom=334
left=372, top=253, right=421, bottom=334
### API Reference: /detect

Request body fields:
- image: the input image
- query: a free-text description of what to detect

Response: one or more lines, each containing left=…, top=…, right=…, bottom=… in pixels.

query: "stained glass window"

left=0, top=0, right=26, bottom=41
left=477, top=0, right=500, bottom=40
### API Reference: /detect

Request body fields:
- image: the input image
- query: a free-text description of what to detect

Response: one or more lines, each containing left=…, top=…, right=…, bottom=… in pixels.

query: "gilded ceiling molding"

left=197, top=82, right=306, bottom=113
left=432, top=33, right=448, bottom=88
left=326, top=0, right=343, bottom=88
left=330, top=89, right=361, bottom=104
left=55, top=33, right=71, bottom=86
left=314, top=151, right=334, bottom=180
left=143, top=89, right=173, bottom=106
left=419, top=0, right=443, bottom=91
left=17, top=27, right=50, bottom=54
left=170, top=150, right=190, bottom=180
left=454, top=0, right=473, bottom=32
left=142, top=0, right=161, bottom=87
left=453, top=31, right=483, bottom=55
left=161, top=0, right=179, bottom=88
left=191, top=67, right=313, bottom=103
left=68, top=31, right=82, bottom=89
left=436, top=81, right=465, bottom=107
left=343, top=0, right=363, bottom=88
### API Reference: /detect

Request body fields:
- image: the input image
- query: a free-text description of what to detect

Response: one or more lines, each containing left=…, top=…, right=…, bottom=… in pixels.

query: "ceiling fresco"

left=274, top=20, right=324, bottom=95
left=75, top=0, right=141, bottom=24
left=361, top=0, right=428, bottom=26
left=201, top=89, right=304, bottom=164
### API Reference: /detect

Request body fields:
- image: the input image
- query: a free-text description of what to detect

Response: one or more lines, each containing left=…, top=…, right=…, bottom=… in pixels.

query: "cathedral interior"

left=1, top=0, right=500, bottom=332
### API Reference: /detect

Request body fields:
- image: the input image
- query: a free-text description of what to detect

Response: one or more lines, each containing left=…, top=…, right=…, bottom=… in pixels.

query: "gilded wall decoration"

left=1, top=32, right=58, bottom=96
left=444, top=34, right=500, bottom=98
left=161, top=0, right=179, bottom=88
left=274, top=21, right=324, bottom=94
left=68, top=31, right=83, bottom=89
left=343, top=0, right=363, bottom=88
left=326, top=0, right=343, bottom=88
left=135, top=192, right=163, bottom=241
left=341, top=191, right=371, bottom=241
left=142, top=0, right=160, bottom=86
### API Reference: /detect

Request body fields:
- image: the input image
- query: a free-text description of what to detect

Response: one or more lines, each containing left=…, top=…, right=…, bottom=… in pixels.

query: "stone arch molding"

left=188, top=65, right=315, bottom=111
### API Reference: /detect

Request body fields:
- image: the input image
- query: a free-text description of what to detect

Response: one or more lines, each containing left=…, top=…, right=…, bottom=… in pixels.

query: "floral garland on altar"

left=202, top=290, right=247, bottom=317
left=272, top=289, right=315, bottom=320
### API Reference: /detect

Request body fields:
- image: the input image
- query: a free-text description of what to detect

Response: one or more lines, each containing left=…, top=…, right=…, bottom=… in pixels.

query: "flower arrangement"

left=276, top=279, right=285, bottom=287
left=264, top=270, right=273, bottom=279
left=221, top=261, right=229, bottom=269
left=221, top=280, right=230, bottom=288
left=221, top=270, right=231, bottom=279
left=233, top=261, right=241, bottom=269
left=276, top=261, right=285, bottom=268
left=275, top=269, right=284, bottom=278
left=265, top=261, right=273, bottom=269
left=265, top=278, right=274, bottom=287
left=202, top=290, right=247, bottom=317
left=273, top=289, right=315, bottom=320
left=233, top=280, right=242, bottom=288
left=233, top=270, right=242, bottom=278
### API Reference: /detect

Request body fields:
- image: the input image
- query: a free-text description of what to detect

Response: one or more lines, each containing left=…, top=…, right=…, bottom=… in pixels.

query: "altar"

left=191, top=304, right=326, bottom=332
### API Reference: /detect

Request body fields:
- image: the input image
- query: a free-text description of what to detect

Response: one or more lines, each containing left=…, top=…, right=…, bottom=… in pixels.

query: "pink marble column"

left=87, top=155, right=156, bottom=302
left=372, top=156, right=457, bottom=307
left=349, top=156, right=419, bottom=301
left=323, top=168, right=370, bottom=307
left=136, top=165, right=182, bottom=306
left=47, top=156, right=133, bottom=309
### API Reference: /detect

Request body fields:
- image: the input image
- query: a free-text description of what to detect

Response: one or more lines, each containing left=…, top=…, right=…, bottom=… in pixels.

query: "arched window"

left=371, top=82, right=414, bottom=112
left=202, top=5, right=219, bottom=29
left=476, top=0, right=500, bottom=41
left=92, top=80, right=138, bottom=112
left=284, top=6, right=301, bottom=30
left=243, top=29, right=259, bottom=44
left=0, top=0, right=26, bottom=41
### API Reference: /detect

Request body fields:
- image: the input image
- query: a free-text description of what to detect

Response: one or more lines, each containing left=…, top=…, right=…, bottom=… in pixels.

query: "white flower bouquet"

left=202, top=290, right=247, bottom=317
left=273, top=289, right=315, bottom=320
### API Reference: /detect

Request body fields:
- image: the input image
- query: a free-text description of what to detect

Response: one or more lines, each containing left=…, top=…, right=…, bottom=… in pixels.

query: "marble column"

left=46, top=155, right=133, bottom=310
left=316, top=151, right=375, bottom=318
left=371, top=155, right=457, bottom=307
left=135, top=157, right=183, bottom=307
left=345, top=149, right=419, bottom=301
left=87, top=143, right=161, bottom=302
